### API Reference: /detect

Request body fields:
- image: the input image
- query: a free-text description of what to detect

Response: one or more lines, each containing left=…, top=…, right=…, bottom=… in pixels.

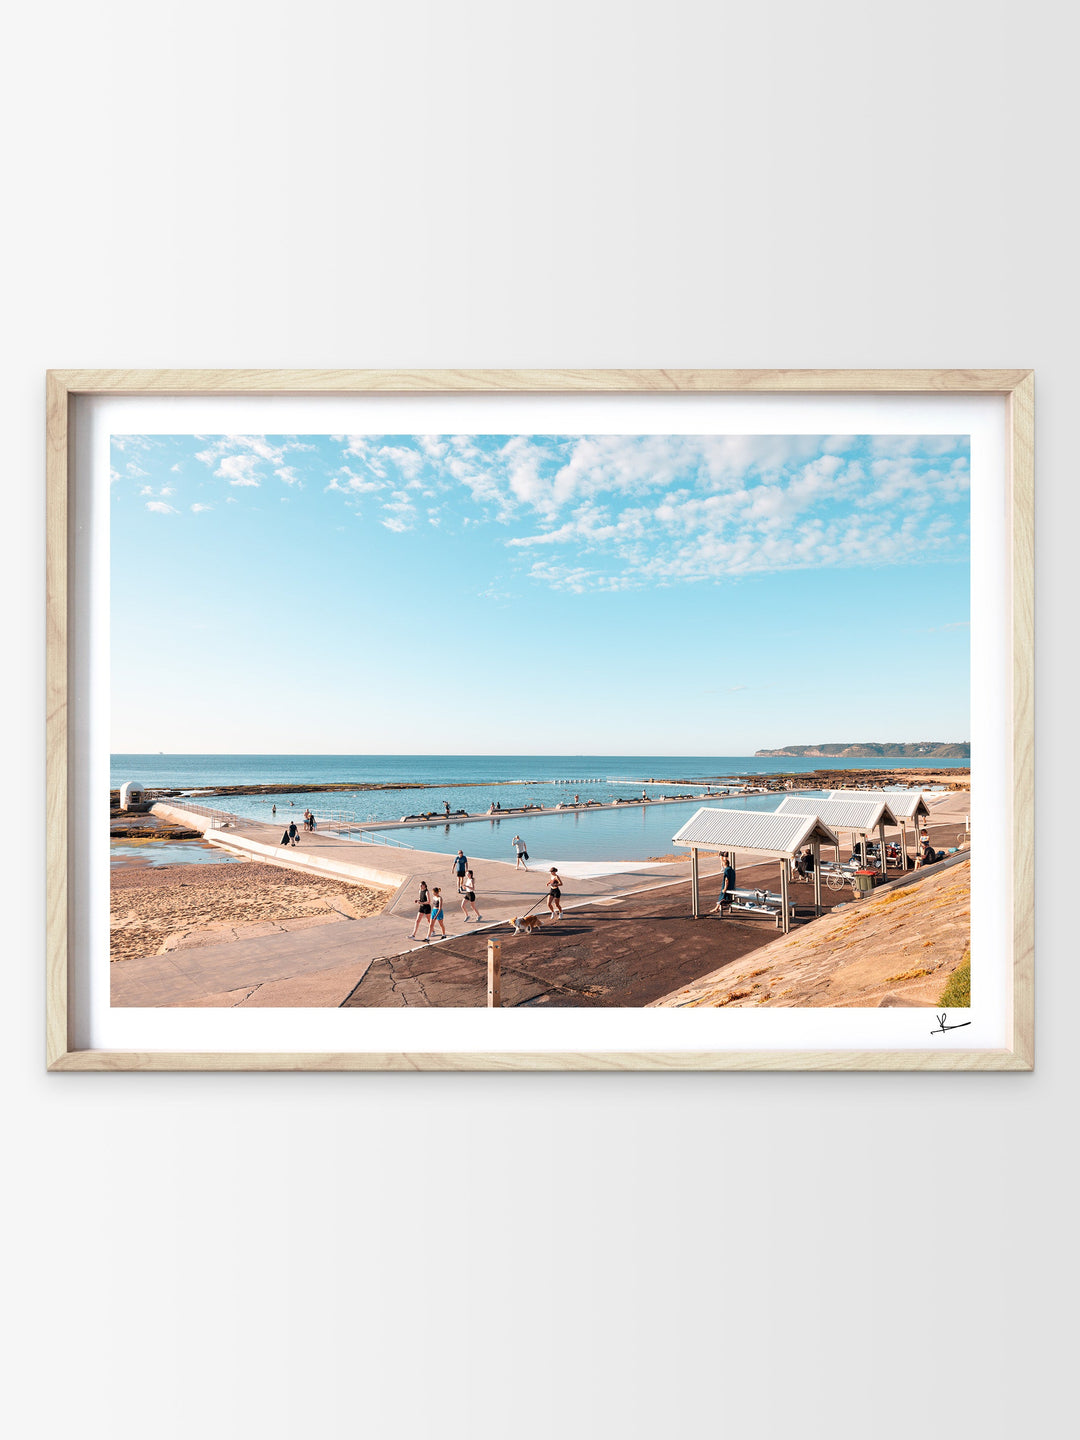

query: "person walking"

left=460, top=870, right=481, bottom=922
left=409, top=881, right=432, bottom=940
left=546, top=867, right=563, bottom=921
left=427, top=887, right=447, bottom=940
left=288, top=820, right=300, bottom=846
left=513, top=834, right=528, bottom=869
left=310, top=811, right=317, bottom=831
left=303, top=808, right=313, bottom=831
left=451, top=849, right=469, bottom=892
left=444, top=799, right=451, bottom=817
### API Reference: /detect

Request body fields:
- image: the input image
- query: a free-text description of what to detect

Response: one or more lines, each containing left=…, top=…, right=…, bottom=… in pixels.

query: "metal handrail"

left=312, top=807, right=416, bottom=849
left=149, top=795, right=255, bottom=830
left=356, top=829, right=415, bottom=849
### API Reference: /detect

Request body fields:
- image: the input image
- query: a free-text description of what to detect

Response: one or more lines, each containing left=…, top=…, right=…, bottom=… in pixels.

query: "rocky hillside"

left=650, top=860, right=970, bottom=1009
left=755, top=741, right=970, bottom=758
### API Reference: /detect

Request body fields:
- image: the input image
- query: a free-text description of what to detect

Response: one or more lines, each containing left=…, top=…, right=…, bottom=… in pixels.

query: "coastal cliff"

left=755, top=741, right=970, bottom=759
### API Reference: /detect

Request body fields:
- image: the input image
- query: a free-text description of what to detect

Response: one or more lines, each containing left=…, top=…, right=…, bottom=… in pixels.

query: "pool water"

left=364, top=792, right=830, bottom=864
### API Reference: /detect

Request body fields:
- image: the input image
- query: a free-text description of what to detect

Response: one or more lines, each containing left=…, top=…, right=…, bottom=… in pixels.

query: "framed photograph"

left=46, top=369, right=1033, bottom=1070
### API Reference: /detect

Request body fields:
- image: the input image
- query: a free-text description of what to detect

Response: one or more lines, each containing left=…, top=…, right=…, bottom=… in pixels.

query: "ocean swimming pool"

left=361, top=792, right=831, bottom=864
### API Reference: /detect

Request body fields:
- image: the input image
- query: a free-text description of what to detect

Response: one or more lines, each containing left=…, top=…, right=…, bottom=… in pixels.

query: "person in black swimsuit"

left=460, top=870, right=481, bottom=922
left=409, top=881, right=432, bottom=940
left=546, top=867, right=563, bottom=920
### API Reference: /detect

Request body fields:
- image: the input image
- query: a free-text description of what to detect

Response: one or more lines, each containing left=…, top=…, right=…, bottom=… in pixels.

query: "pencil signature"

left=931, top=1012, right=972, bottom=1035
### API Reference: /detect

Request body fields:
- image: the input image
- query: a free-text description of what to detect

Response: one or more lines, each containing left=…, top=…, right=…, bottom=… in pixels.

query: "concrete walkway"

left=111, top=802, right=732, bottom=1007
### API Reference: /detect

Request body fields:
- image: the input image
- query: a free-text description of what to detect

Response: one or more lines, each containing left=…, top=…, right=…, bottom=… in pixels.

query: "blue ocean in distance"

left=112, top=753, right=969, bottom=792
left=112, top=754, right=968, bottom=788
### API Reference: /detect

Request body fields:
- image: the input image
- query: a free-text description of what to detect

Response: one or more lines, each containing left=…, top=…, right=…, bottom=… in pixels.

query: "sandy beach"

left=110, top=858, right=392, bottom=963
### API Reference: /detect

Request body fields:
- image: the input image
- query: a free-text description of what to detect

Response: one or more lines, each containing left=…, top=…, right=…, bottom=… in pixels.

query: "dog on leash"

left=511, top=914, right=544, bottom=934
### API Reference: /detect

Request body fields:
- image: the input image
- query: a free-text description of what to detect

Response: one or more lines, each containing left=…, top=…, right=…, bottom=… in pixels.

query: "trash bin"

left=854, top=868, right=877, bottom=895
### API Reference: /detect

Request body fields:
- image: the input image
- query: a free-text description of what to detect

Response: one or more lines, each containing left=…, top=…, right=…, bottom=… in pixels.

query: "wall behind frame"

left=3, top=3, right=1073, bottom=1439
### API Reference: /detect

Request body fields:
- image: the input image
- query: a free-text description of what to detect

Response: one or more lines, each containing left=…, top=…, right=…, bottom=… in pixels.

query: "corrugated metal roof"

left=671, top=807, right=840, bottom=857
left=827, top=788, right=930, bottom=819
left=777, top=795, right=899, bottom=829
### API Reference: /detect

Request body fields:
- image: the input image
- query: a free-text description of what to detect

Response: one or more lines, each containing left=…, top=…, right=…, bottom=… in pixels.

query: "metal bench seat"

left=720, top=887, right=798, bottom=927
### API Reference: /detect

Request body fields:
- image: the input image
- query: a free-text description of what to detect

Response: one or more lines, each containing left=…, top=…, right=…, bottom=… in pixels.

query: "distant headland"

left=755, top=741, right=970, bottom=759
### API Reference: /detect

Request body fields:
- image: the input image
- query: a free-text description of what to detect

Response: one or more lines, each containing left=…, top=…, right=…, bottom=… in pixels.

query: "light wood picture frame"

left=46, top=369, right=1034, bottom=1071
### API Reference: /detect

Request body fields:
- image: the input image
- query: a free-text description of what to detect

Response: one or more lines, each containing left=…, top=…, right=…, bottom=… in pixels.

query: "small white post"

left=780, top=861, right=790, bottom=934
left=691, top=847, right=700, bottom=919
left=813, top=838, right=822, bottom=916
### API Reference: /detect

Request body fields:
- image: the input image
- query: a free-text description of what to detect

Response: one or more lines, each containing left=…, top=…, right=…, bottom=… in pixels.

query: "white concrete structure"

left=118, top=780, right=144, bottom=810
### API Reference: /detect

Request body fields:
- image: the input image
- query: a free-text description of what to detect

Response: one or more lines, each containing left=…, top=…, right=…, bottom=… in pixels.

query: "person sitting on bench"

left=915, top=831, right=945, bottom=867
left=712, top=857, right=737, bottom=912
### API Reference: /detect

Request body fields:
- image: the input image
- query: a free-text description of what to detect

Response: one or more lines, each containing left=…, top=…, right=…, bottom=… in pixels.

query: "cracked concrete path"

left=111, top=836, right=731, bottom=1006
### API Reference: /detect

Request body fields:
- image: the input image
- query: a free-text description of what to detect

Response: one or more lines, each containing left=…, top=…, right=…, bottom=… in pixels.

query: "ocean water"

left=112, top=753, right=967, bottom=791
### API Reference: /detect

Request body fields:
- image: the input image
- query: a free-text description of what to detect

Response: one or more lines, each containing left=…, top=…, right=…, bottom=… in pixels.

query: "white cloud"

left=218, top=454, right=261, bottom=486
left=178, top=431, right=970, bottom=595
left=376, top=445, right=424, bottom=480
left=145, top=501, right=178, bottom=515
left=326, top=469, right=386, bottom=496
left=190, top=503, right=213, bottom=513
left=193, top=435, right=313, bottom=491
left=113, top=436, right=159, bottom=455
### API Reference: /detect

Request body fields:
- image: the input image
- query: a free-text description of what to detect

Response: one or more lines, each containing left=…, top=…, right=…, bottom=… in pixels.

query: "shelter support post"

left=813, top=839, right=822, bottom=916
left=691, top=847, right=699, bottom=919
left=780, top=862, right=790, bottom=934
left=878, top=820, right=887, bottom=875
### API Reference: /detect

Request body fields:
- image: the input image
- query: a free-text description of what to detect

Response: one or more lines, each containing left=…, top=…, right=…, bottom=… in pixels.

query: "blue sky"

left=111, top=432, right=970, bottom=753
